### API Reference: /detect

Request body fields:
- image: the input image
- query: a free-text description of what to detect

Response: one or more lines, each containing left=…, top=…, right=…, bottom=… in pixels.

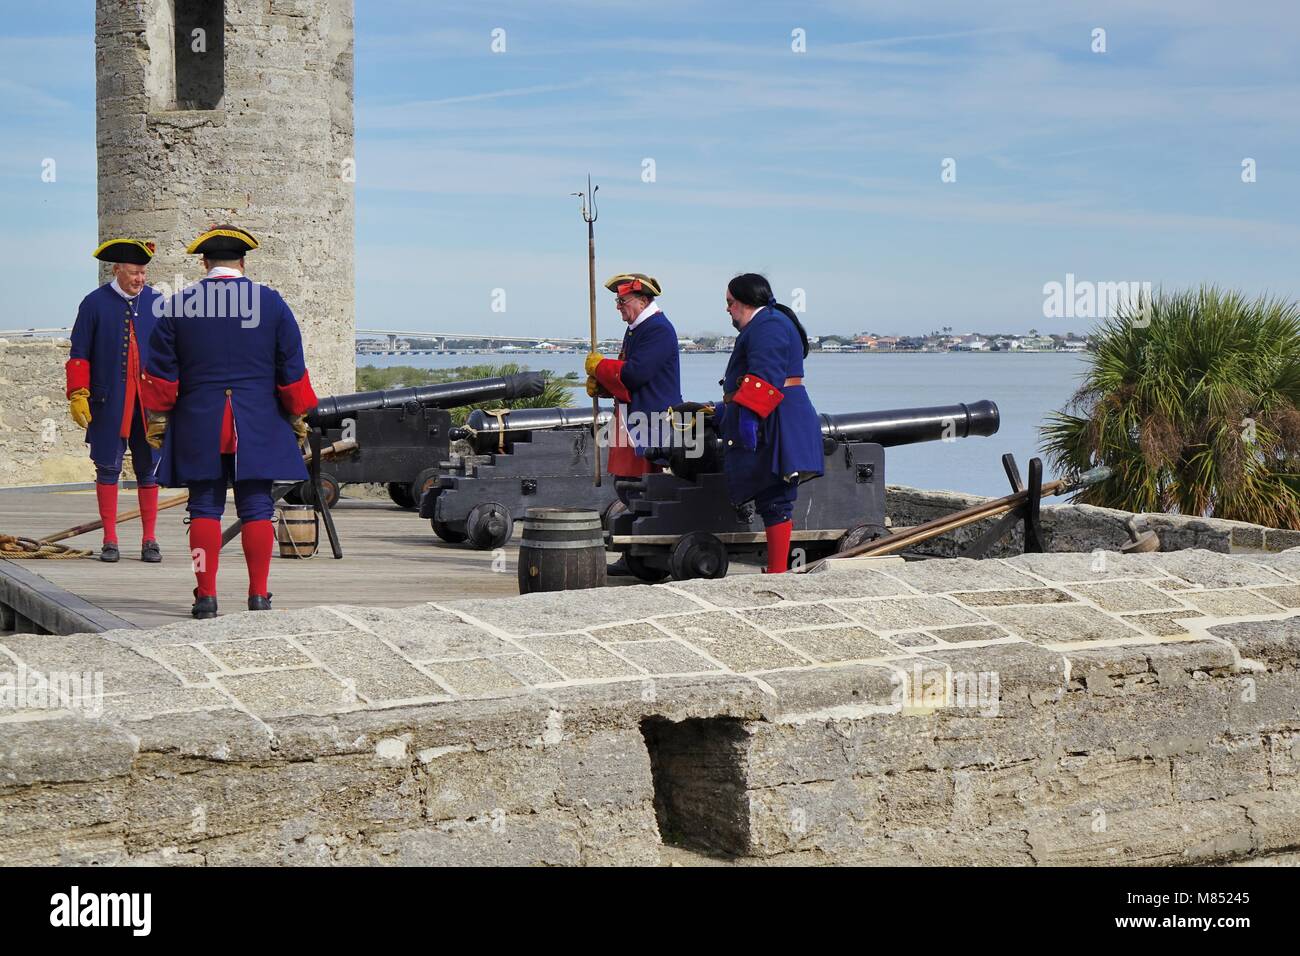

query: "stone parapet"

left=2, top=550, right=1298, bottom=865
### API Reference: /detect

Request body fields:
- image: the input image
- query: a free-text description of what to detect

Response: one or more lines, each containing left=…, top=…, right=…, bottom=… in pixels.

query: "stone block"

left=837, top=596, right=988, bottom=632
left=558, top=729, right=654, bottom=810
left=515, top=634, right=645, bottom=680
left=446, top=587, right=700, bottom=635
left=294, top=631, right=448, bottom=704
left=738, top=603, right=854, bottom=631
left=1210, top=617, right=1300, bottom=669
left=882, top=558, right=1040, bottom=594
left=610, top=640, right=725, bottom=675
left=1151, top=550, right=1291, bottom=589
left=216, top=667, right=359, bottom=719
left=979, top=604, right=1146, bottom=645
left=651, top=612, right=812, bottom=671
left=1065, top=580, right=1187, bottom=613
left=1027, top=800, right=1252, bottom=865
left=951, top=588, right=1075, bottom=607
left=1173, top=738, right=1270, bottom=801
left=423, top=745, right=560, bottom=822
left=203, top=638, right=312, bottom=671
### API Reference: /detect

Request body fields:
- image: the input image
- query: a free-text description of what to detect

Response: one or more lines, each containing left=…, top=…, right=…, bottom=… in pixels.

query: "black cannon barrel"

left=308, top=372, right=546, bottom=428
left=818, top=400, right=1000, bottom=446
left=450, top=405, right=613, bottom=452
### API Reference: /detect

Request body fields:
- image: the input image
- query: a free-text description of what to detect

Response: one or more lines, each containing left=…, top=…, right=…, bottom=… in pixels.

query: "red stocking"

left=137, top=484, right=159, bottom=542
left=241, top=520, right=274, bottom=597
left=765, top=519, right=793, bottom=574
left=189, top=518, right=222, bottom=597
left=95, top=482, right=119, bottom=546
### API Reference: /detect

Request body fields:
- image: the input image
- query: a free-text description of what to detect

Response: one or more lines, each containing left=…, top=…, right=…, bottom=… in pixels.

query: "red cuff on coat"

left=65, top=359, right=90, bottom=397
left=139, top=371, right=179, bottom=411
left=593, top=359, right=631, bottom=403
left=732, top=374, right=784, bottom=418
left=277, top=369, right=319, bottom=417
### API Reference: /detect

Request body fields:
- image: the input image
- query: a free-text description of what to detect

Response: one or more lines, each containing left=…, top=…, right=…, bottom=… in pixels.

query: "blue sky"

left=2, top=0, right=1297, bottom=341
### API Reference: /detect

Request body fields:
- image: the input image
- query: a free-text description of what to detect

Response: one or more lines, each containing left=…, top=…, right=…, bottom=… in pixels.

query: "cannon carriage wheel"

left=387, top=481, right=417, bottom=509
left=465, top=501, right=513, bottom=550
left=289, top=471, right=340, bottom=509
left=836, top=523, right=891, bottom=553
left=669, top=532, right=730, bottom=581
left=624, top=554, right=669, bottom=583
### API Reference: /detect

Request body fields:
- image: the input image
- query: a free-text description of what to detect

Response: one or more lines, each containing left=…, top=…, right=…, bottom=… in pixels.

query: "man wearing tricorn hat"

left=66, top=239, right=164, bottom=563
left=141, top=226, right=318, bottom=619
left=585, top=272, right=682, bottom=574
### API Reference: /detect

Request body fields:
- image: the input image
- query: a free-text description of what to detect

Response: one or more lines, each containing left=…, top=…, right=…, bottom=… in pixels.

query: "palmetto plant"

left=1041, top=287, right=1300, bottom=529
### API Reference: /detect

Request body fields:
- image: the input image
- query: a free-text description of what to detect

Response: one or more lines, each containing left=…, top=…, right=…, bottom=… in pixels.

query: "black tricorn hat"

left=93, top=239, right=155, bottom=265
left=186, top=226, right=259, bottom=257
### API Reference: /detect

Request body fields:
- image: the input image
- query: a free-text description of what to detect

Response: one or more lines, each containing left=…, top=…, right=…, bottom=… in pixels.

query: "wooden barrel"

left=517, top=508, right=606, bottom=594
left=276, top=504, right=318, bottom=559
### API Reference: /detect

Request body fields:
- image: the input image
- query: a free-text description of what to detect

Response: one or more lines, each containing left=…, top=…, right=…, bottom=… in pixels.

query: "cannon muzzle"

left=819, top=400, right=1000, bottom=446
left=450, top=405, right=614, bottom=453
left=308, top=372, right=546, bottom=428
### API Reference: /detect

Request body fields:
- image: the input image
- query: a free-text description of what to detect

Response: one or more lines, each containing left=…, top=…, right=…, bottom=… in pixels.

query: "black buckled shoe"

left=606, top=556, right=633, bottom=577
left=191, top=589, right=218, bottom=619
left=141, top=539, right=162, bottom=563
left=247, top=593, right=273, bottom=611
left=100, top=542, right=120, bottom=563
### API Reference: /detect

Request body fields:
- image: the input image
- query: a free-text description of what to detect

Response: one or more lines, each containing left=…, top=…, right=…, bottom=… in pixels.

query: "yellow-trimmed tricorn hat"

left=93, top=239, right=156, bottom=265
left=604, top=273, right=662, bottom=297
left=186, top=225, right=259, bottom=257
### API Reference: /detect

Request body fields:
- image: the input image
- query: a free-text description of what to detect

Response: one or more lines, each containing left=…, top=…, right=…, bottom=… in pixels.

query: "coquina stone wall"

left=0, top=340, right=96, bottom=487
left=2, top=550, right=1297, bottom=865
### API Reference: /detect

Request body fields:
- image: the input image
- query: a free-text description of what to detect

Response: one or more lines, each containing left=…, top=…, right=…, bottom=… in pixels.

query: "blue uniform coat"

left=145, top=277, right=311, bottom=486
left=717, top=306, right=824, bottom=504
left=619, top=311, right=683, bottom=435
left=68, top=283, right=161, bottom=468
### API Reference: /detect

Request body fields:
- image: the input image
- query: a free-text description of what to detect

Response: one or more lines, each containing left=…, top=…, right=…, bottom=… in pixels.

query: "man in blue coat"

left=717, top=273, right=824, bottom=573
left=66, top=239, right=163, bottom=563
left=585, top=272, right=682, bottom=574
left=142, top=226, right=318, bottom=618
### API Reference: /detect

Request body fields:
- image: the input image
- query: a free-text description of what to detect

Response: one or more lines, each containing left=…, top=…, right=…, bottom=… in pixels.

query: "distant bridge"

left=357, top=329, right=612, bottom=349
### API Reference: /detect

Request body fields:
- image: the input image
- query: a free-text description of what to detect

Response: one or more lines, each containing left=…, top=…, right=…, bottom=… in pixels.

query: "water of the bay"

left=357, top=351, right=1092, bottom=498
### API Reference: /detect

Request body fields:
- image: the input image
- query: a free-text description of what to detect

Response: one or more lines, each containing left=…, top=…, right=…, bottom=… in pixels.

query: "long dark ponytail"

left=727, top=272, right=810, bottom=358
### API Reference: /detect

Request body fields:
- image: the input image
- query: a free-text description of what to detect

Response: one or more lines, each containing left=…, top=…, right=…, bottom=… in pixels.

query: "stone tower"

left=95, top=0, right=355, bottom=395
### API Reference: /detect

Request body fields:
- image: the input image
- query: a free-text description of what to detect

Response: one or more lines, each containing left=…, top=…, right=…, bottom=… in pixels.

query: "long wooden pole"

left=588, top=213, right=601, bottom=488
left=809, top=465, right=1112, bottom=565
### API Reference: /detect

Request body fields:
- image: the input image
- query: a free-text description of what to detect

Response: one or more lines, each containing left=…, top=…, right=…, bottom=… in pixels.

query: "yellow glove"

left=291, top=414, right=310, bottom=447
left=584, top=351, right=604, bottom=377
left=145, top=411, right=168, bottom=450
left=69, top=389, right=92, bottom=429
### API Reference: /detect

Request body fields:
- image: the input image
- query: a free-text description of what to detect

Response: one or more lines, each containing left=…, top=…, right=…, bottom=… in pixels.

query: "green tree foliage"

left=1041, top=288, right=1300, bottom=528
left=356, top=363, right=577, bottom=425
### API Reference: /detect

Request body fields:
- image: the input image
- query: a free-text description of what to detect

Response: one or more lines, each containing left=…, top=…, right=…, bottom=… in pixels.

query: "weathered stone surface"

left=951, top=588, right=1074, bottom=607
left=515, top=634, right=645, bottom=680
left=423, top=745, right=559, bottom=822
left=980, top=604, right=1146, bottom=644
left=1210, top=616, right=1300, bottom=668
left=838, top=596, right=987, bottom=631
left=423, top=658, right=526, bottom=697
left=737, top=603, right=854, bottom=631
left=5, top=547, right=1300, bottom=867
left=294, top=631, right=448, bottom=703
left=610, top=640, right=724, bottom=675
left=1180, top=588, right=1291, bottom=616
left=446, top=587, right=700, bottom=635
left=1152, top=550, right=1291, bottom=589
left=1065, top=580, right=1187, bottom=613
left=216, top=668, right=359, bottom=719
left=1172, top=738, right=1270, bottom=801
left=1027, top=800, right=1252, bottom=865
left=203, top=638, right=312, bottom=671
left=651, top=612, right=812, bottom=671
left=1120, top=609, right=1206, bottom=636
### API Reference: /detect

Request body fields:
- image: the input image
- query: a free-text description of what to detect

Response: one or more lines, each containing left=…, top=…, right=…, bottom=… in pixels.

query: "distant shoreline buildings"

left=357, top=329, right=1093, bottom=356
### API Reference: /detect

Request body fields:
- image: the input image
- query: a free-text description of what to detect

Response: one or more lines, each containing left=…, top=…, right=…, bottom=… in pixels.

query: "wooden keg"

left=276, top=504, right=319, bottom=559
left=517, top=507, right=606, bottom=594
